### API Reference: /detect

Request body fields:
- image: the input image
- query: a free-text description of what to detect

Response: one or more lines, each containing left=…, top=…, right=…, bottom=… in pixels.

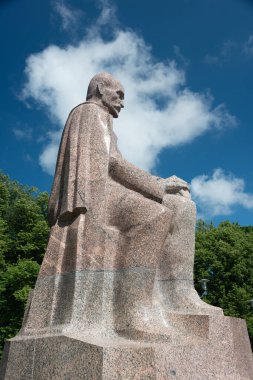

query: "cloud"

left=96, top=0, right=117, bottom=26
left=38, top=130, right=61, bottom=173
left=204, top=35, right=253, bottom=65
left=221, top=40, right=237, bottom=57
left=13, top=127, right=33, bottom=140
left=53, top=0, right=83, bottom=31
left=22, top=2, right=236, bottom=175
left=204, top=40, right=238, bottom=66
left=204, top=54, right=220, bottom=66
left=191, top=169, right=253, bottom=216
left=23, top=153, right=33, bottom=163
left=243, top=35, right=253, bottom=55
left=173, top=45, right=189, bottom=68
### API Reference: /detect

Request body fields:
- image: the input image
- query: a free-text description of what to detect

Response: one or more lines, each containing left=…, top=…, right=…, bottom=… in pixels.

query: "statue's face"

left=101, top=80, right=124, bottom=118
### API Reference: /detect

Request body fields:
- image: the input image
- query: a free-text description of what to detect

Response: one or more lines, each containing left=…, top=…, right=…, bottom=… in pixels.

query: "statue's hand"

left=177, top=188, right=191, bottom=199
left=165, top=175, right=191, bottom=199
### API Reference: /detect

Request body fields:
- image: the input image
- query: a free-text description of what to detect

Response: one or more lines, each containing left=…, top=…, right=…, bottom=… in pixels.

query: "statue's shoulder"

left=67, top=102, right=105, bottom=123
left=68, top=102, right=94, bottom=116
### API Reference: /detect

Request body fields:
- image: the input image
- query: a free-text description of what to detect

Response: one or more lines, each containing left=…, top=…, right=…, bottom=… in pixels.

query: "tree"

left=0, top=173, right=49, bottom=356
left=194, top=220, right=253, bottom=347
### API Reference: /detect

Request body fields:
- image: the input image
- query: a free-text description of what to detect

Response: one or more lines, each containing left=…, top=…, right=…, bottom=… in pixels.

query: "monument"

left=1, top=72, right=253, bottom=379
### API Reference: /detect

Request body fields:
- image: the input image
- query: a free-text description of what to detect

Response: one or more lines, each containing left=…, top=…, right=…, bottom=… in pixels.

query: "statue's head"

left=86, top=72, right=124, bottom=118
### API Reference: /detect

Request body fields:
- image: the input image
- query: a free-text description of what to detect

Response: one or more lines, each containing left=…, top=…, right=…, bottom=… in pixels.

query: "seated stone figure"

left=4, top=73, right=253, bottom=380
left=22, top=72, right=222, bottom=338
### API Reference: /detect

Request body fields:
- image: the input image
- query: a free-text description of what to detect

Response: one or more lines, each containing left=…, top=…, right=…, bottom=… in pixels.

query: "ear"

left=96, top=83, right=104, bottom=98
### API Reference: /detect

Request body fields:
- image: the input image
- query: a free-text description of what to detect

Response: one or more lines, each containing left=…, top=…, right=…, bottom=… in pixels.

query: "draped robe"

left=23, top=101, right=168, bottom=332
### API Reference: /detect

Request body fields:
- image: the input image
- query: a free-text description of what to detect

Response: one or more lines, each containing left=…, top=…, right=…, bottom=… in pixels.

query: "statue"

left=21, top=72, right=221, bottom=337
left=2, top=72, right=253, bottom=380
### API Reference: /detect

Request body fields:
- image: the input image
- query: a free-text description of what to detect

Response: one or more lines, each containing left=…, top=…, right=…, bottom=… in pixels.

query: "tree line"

left=0, top=172, right=252, bottom=356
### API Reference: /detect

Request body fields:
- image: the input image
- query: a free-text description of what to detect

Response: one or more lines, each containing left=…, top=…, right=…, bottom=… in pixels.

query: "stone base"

left=1, top=315, right=253, bottom=380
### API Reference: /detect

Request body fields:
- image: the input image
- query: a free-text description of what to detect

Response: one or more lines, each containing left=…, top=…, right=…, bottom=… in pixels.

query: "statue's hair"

left=86, top=72, right=116, bottom=100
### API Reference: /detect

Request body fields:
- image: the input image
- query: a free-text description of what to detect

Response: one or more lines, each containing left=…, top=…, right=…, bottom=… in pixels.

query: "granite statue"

left=1, top=72, right=253, bottom=380
left=21, top=71, right=222, bottom=336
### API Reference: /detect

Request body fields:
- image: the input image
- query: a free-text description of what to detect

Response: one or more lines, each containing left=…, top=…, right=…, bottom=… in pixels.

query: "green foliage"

left=0, top=259, right=40, bottom=334
left=194, top=220, right=253, bottom=347
left=0, top=172, right=49, bottom=356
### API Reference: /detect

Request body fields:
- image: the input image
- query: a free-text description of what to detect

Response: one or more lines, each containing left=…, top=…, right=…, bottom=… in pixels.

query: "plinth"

left=1, top=314, right=253, bottom=379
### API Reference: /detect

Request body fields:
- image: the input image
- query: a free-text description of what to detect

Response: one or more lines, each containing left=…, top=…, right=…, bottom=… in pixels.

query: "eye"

left=116, top=90, right=124, bottom=100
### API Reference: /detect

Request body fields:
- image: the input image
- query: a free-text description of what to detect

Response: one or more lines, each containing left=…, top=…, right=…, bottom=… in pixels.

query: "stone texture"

left=1, top=72, right=253, bottom=379
left=0, top=339, right=34, bottom=380
left=1, top=316, right=253, bottom=379
left=21, top=72, right=223, bottom=337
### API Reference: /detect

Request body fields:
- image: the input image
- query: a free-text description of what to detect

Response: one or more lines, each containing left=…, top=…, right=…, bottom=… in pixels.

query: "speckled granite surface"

left=1, top=73, right=253, bottom=379
left=1, top=314, right=253, bottom=379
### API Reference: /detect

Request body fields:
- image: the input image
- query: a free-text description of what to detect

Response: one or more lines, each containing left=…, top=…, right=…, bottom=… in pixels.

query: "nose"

left=120, top=99, right=124, bottom=108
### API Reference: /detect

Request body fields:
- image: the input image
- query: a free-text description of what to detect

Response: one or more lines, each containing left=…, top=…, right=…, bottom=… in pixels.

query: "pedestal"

left=1, top=314, right=253, bottom=380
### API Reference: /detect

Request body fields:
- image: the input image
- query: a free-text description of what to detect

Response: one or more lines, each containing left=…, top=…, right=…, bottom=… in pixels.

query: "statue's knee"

left=167, top=195, right=195, bottom=210
left=158, top=206, right=172, bottom=225
left=163, top=195, right=196, bottom=224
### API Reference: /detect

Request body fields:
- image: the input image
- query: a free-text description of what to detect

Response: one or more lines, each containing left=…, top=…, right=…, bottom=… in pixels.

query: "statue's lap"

left=107, top=179, right=169, bottom=231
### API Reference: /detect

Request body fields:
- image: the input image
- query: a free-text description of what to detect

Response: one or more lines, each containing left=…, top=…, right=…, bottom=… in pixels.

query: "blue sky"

left=1, top=0, right=253, bottom=225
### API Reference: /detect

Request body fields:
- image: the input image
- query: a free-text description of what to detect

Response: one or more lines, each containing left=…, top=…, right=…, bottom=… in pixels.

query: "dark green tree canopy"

left=0, top=172, right=49, bottom=354
left=194, top=220, right=253, bottom=345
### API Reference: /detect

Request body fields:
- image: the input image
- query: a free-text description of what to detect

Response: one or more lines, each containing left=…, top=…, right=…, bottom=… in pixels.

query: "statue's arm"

left=109, top=154, right=165, bottom=202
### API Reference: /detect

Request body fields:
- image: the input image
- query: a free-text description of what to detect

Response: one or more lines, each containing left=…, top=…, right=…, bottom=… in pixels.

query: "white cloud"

left=205, top=35, right=253, bottom=65
left=53, top=0, right=83, bottom=31
left=191, top=169, right=253, bottom=216
left=38, top=130, right=61, bottom=174
left=22, top=3, right=236, bottom=175
left=13, top=127, right=32, bottom=140
left=204, top=40, right=238, bottom=66
left=221, top=40, right=237, bottom=57
left=204, top=54, right=220, bottom=66
left=243, top=35, right=253, bottom=55
left=173, top=45, right=189, bottom=67
left=96, top=0, right=116, bottom=26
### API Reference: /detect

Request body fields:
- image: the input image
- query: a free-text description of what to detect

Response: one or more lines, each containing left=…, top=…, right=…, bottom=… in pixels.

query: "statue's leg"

left=22, top=216, right=76, bottom=332
left=154, top=194, right=223, bottom=315
left=107, top=185, right=172, bottom=334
